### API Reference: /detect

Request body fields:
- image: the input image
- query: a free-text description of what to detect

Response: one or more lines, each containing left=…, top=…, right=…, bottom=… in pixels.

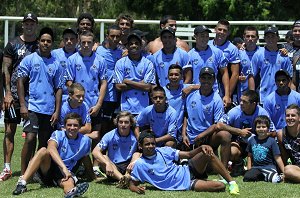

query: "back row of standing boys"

left=0, top=12, right=300, bottom=196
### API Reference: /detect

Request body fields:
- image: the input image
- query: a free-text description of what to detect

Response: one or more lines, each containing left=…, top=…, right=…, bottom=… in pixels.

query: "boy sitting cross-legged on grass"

left=13, top=113, right=94, bottom=198
left=244, top=115, right=284, bottom=183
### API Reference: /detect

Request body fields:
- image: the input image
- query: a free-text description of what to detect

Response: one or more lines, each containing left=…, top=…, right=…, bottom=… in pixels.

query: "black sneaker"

left=64, top=182, right=89, bottom=198
left=13, top=183, right=27, bottom=195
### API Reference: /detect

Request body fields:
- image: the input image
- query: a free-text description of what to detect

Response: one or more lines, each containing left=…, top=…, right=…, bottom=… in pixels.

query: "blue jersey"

left=96, top=46, right=122, bottom=102
left=59, top=100, right=91, bottom=129
left=65, top=52, right=107, bottom=108
left=264, top=90, right=300, bottom=130
left=208, top=40, right=240, bottom=97
left=153, top=47, right=190, bottom=87
left=237, top=47, right=261, bottom=100
left=208, top=40, right=240, bottom=64
left=52, top=48, right=77, bottom=103
left=221, top=105, right=275, bottom=137
left=49, top=130, right=91, bottom=171
left=131, top=147, right=190, bottom=190
left=247, top=136, right=281, bottom=169
left=185, top=90, right=224, bottom=144
left=114, top=56, right=156, bottom=114
left=251, top=48, right=293, bottom=104
left=163, top=84, right=189, bottom=131
left=188, top=46, right=227, bottom=91
left=136, top=104, right=178, bottom=139
left=18, top=52, right=63, bottom=115
left=97, top=128, right=137, bottom=164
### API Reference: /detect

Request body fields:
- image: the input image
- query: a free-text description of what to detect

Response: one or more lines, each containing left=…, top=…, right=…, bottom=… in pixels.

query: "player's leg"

left=191, top=179, right=225, bottom=192
left=284, top=165, right=300, bottom=183
left=209, top=130, right=232, bottom=167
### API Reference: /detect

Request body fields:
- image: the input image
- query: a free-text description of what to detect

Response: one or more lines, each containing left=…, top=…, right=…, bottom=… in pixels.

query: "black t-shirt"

left=3, top=36, right=38, bottom=100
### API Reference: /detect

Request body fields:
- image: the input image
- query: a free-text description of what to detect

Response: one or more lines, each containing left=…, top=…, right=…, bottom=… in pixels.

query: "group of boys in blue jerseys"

left=1, top=12, right=300, bottom=197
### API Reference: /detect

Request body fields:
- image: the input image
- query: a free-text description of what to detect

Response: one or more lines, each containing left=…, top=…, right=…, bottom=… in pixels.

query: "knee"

left=4, top=131, right=14, bottom=140
left=218, top=131, right=232, bottom=143
left=284, top=165, right=294, bottom=178
left=37, top=147, right=49, bottom=156
left=25, top=133, right=37, bottom=143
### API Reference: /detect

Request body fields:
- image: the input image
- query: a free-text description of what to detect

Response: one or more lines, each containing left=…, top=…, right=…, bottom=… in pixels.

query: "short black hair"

left=254, top=115, right=270, bottom=129
left=168, top=64, right=183, bottom=74
left=107, top=24, right=121, bottom=35
left=243, top=26, right=259, bottom=38
left=138, top=129, right=156, bottom=144
left=151, top=86, right=166, bottom=97
left=160, top=15, right=176, bottom=29
left=242, top=90, right=259, bottom=104
left=38, top=27, right=54, bottom=41
left=77, top=13, right=95, bottom=31
left=64, top=112, right=83, bottom=127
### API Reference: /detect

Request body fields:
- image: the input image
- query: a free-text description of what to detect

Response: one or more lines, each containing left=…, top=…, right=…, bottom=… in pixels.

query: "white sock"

left=4, top=163, right=11, bottom=171
left=229, top=181, right=236, bottom=185
left=93, top=166, right=99, bottom=171
left=20, top=179, right=27, bottom=186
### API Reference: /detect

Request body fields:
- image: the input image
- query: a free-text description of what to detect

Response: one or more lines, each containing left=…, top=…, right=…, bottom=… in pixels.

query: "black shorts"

left=38, top=160, right=79, bottom=186
left=91, top=111, right=102, bottom=131
left=115, top=160, right=130, bottom=175
left=23, top=111, right=53, bottom=134
left=4, top=102, right=21, bottom=124
left=100, top=101, right=119, bottom=122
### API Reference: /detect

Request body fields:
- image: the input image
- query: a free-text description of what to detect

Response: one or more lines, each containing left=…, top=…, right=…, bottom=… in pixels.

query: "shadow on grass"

left=12, top=171, right=21, bottom=177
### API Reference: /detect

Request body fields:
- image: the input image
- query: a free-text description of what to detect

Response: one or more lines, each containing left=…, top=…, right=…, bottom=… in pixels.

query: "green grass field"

left=0, top=127, right=300, bottom=198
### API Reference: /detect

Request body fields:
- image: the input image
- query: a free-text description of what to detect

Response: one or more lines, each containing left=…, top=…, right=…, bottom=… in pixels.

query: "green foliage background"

left=0, top=0, right=300, bottom=46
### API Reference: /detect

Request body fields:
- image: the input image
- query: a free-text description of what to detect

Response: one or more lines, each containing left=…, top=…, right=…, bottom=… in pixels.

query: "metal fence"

left=0, top=16, right=294, bottom=47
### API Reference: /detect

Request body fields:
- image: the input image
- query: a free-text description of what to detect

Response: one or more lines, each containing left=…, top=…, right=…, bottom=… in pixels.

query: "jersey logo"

left=193, top=59, right=199, bottom=65
left=34, top=64, right=40, bottom=70
left=241, top=120, right=251, bottom=128
left=76, top=64, right=82, bottom=71
left=61, top=146, right=67, bottom=153
left=147, top=169, right=155, bottom=175
left=159, top=62, right=165, bottom=68
left=125, top=67, right=131, bottom=75
left=191, top=101, right=196, bottom=108
left=241, top=59, right=247, bottom=66
left=60, top=61, right=67, bottom=68
left=48, top=67, right=53, bottom=76
left=263, top=59, right=269, bottom=65
left=138, top=69, right=143, bottom=75
left=92, top=64, right=98, bottom=71
left=208, top=57, right=213, bottom=63
left=275, top=104, right=281, bottom=110
left=204, top=105, right=212, bottom=113
left=17, top=49, right=26, bottom=56
left=113, top=143, right=118, bottom=150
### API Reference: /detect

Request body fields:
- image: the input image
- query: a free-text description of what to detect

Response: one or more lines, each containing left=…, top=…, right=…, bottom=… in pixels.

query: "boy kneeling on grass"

left=244, top=115, right=284, bottom=183
left=13, top=113, right=95, bottom=197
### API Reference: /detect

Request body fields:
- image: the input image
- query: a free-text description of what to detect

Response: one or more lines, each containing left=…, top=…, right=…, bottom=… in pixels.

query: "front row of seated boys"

left=12, top=104, right=300, bottom=197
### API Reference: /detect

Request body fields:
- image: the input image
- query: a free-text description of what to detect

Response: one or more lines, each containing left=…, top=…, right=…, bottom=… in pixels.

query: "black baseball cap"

left=131, top=29, right=149, bottom=37
left=23, top=13, right=38, bottom=23
left=127, top=32, right=142, bottom=43
left=194, top=25, right=212, bottom=34
left=275, top=69, right=290, bottom=80
left=160, top=27, right=176, bottom=37
left=200, top=67, right=215, bottom=77
left=63, top=28, right=78, bottom=36
left=264, top=26, right=279, bottom=36
left=39, top=27, right=54, bottom=40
